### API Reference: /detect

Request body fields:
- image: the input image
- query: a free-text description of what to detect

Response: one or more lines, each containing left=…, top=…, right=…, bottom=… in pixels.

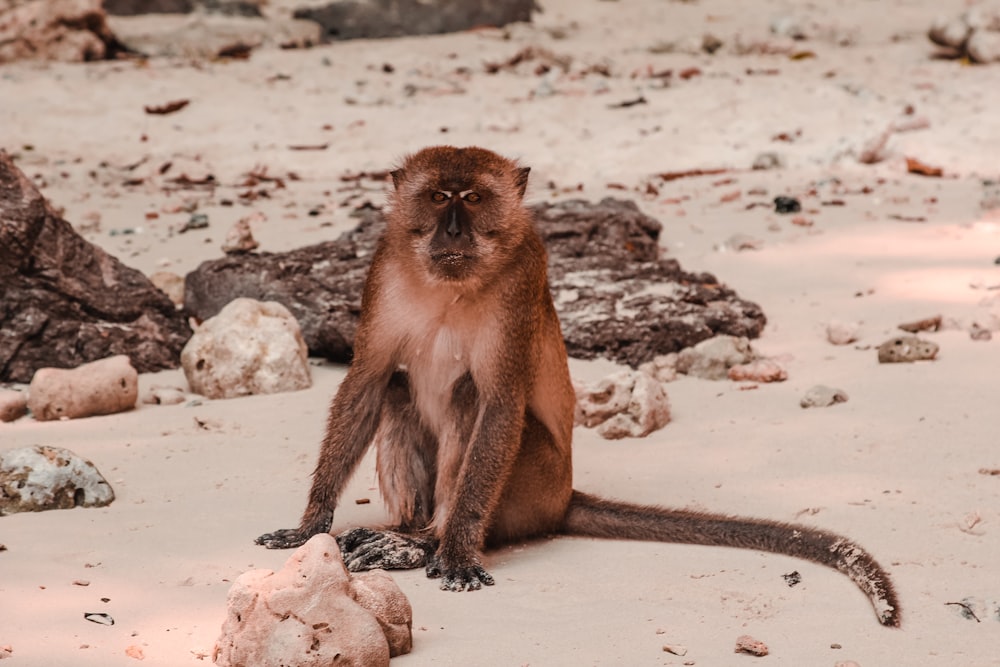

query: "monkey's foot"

left=255, top=528, right=313, bottom=549
left=336, top=527, right=436, bottom=572
left=426, top=555, right=495, bottom=592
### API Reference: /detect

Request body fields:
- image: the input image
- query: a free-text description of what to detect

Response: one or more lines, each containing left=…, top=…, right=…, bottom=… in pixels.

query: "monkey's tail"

left=563, top=490, right=900, bottom=628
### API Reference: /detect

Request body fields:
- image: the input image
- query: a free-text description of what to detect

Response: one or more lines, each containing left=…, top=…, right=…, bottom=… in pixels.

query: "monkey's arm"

left=428, top=389, right=527, bottom=590
left=255, top=361, right=391, bottom=549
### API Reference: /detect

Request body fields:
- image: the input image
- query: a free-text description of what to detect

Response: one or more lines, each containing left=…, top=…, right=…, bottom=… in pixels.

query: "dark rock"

left=185, top=198, right=766, bottom=368
left=103, top=0, right=260, bottom=16
left=294, top=0, right=536, bottom=42
left=773, top=195, right=801, bottom=214
left=103, top=0, right=194, bottom=14
left=0, top=151, right=192, bottom=383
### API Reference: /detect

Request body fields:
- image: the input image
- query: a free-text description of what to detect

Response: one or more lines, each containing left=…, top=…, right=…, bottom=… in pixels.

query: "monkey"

left=256, top=145, right=900, bottom=627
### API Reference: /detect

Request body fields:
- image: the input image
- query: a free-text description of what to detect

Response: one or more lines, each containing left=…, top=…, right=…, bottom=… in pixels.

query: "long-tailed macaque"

left=257, top=146, right=900, bottom=627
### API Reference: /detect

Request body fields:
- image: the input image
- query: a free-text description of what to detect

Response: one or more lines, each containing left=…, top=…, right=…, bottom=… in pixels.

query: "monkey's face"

left=388, top=146, right=531, bottom=286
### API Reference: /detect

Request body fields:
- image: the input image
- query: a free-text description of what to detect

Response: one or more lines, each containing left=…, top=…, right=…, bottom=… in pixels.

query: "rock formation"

left=0, top=151, right=192, bottom=383
left=213, top=533, right=412, bottom=667
left=185, top=199, right=767, bottom=368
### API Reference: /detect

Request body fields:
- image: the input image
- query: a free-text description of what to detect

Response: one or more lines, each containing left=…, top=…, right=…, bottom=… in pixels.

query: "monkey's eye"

left=463, top=192, right=481, bottom=203
left=431, top=191, right=448, bottom=203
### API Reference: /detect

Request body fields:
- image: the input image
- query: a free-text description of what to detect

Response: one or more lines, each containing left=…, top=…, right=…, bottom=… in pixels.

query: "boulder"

left=27, top=355, right=138, bottom=421
left=213, top=533, right=412, bottom=667
left=574, top=370, right=671, bottom=439
left=184, top=200, right=767, bottom=368
left=181, top=298, right=312, bottom=399
left=0, top=151, right=192, bottom=383
left=0, top=445, right=115, bottom=516
left=0, top=0, right=126, bottom=63
left=294, top=0, right=535, bottom=42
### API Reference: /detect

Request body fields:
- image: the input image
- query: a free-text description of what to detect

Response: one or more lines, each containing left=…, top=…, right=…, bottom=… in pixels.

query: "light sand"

left=2, top=0, right=1000, bottom=664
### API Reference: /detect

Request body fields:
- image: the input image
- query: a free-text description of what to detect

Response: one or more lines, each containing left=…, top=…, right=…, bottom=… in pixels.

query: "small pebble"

left=876, top=335, right=938, bottom=363
left=663, top=644, right=688, bottom=656
left=734, top=634, right=769, bottom=656
left=826, top=320, right=860, bottom=345
left=800, top=385, right=849, bottom=408
left=774, top=195, right=801, bottom=213
left=969, top=324, right=992, bottom=341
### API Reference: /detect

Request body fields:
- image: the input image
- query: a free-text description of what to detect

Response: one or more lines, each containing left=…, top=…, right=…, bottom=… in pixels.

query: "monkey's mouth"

left=430, top=251, right=471, bottom=266
left=429, top=251, right=475, bottom=278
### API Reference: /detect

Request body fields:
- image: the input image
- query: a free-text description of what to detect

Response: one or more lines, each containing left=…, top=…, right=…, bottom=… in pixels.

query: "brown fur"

left=257, top=145, right=900, bottom=627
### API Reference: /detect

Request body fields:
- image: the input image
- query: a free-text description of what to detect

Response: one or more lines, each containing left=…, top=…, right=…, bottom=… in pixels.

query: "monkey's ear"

left=390, top=168, right=404, bottom=189
left=514, top=167, right=531, bottom=198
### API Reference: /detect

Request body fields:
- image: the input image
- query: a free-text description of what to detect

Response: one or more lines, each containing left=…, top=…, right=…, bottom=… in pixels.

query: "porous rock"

left=0, top=151, right=192, bottom=383
left=800, top=384, right=849, bottom=408
left=213, top=533, right=412, bottom=667
left=28, top=355, right=138, bottom=421
left=0, top=445, right=115, bottom=516
left=675, top=335, right=756, bottom=380
left=574, top=370, right=671, bottom=439
left=294, top=0, right=535, bottom=42
left=0, top=389, right=27, bottom=423
left=877, top=335, right=939, bottom=363
left=184, top=199, right=767, bottom=368
left=181, top=298, right=312, bottom=399
left=0, top=0, right=126, bottom=64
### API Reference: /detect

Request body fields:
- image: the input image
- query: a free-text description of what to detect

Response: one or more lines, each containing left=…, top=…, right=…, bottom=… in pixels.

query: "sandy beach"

left=2, top=0, right=1000, bottom=664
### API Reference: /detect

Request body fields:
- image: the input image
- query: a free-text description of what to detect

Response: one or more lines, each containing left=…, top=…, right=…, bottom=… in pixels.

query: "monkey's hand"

left=254, top=528, right=314, bottom=549
left=256, top=512, right=333, bottom=549
left=336, top=527, right=435, bottom=572
left=426, top=554, right=495, bottom=592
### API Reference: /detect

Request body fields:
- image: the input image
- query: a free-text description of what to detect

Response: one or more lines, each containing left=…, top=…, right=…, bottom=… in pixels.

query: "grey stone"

left=295, top=0, right=536, bottom=42
left=676, top=335, right=757, bottom=380
left=0, top=445, right=115, bottom=516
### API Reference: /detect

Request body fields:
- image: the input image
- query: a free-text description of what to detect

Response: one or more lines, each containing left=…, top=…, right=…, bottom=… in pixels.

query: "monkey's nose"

left=446, top=207, right=460, bottom=237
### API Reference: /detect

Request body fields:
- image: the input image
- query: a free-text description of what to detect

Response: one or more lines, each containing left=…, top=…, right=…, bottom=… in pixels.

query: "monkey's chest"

left=402, top=325, right=474, bottom=434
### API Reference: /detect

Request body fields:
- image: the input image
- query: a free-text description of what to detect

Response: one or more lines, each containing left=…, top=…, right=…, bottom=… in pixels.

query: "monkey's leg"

left=427, top=382, right=527, bottom=591
left=255, top=364, right=392, bottom=549
left=337, top=372, right=439, bottom=570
